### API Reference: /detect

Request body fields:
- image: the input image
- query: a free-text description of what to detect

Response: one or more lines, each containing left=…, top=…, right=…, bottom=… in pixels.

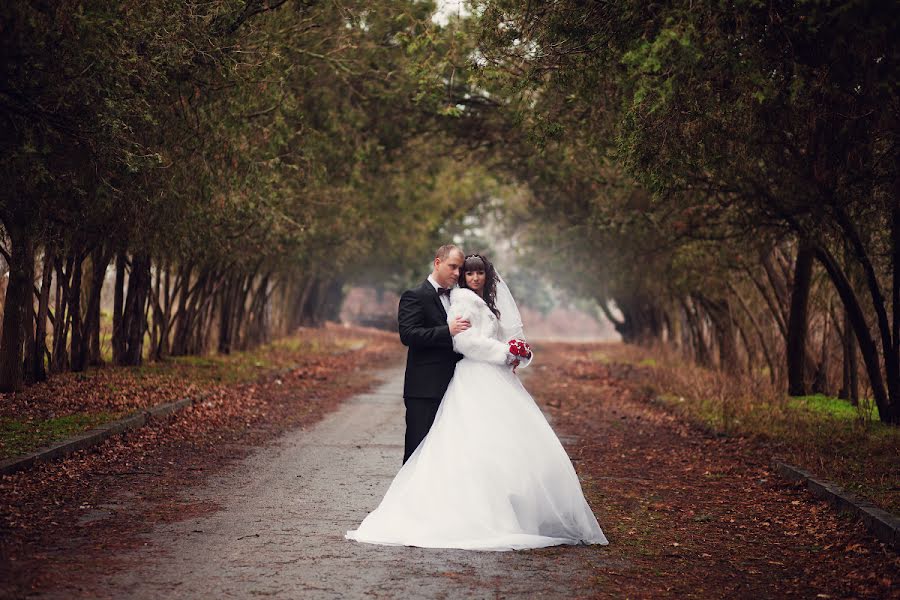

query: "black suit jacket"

left=398, top=280, right=464, bottom=399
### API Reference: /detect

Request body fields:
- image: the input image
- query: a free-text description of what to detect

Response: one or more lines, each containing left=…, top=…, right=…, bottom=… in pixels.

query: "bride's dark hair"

left=459, top=253, right=501, bottom=319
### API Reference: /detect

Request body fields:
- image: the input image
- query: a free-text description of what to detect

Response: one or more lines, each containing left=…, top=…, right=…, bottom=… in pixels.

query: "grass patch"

left=591, top=349, right=657, bottom=368
left=141, top=333, right=370, bottom=386
left=590, top=351, right=611, bottom=364
left=655, top=393, right=730, bottom=432
left=0, top=411, right=126, bottom=460
left=787, top=394, right=879, bottom=422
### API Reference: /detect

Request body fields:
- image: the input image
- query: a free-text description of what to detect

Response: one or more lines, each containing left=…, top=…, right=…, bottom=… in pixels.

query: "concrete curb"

left=773, top=461, right=900, bottom=551
left=0, top=394, right=211, bottom=477
left=0, top=358, right=341, bottom=478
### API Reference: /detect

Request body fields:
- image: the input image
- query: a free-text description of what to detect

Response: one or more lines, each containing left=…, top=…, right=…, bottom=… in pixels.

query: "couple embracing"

left=346, top=245, right=608, bottom=551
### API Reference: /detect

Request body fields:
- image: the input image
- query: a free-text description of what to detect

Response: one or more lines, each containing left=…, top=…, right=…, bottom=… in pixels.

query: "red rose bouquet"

left=508, top=339, right=532, bottom=360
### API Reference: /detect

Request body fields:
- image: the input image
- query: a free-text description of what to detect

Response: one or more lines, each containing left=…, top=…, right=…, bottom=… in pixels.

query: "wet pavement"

left=38, top=367, right=612, bottom=599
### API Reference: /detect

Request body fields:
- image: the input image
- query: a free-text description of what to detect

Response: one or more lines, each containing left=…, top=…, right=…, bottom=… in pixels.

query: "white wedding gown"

left=345, top=287, right=609, bottom=551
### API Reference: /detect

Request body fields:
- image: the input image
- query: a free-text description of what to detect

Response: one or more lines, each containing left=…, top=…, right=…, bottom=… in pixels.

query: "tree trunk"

left=813, top=245, right=894, bottom=423
left=296, top=276, right=320, bottom=327
left=811, top=301, right=830, bottom=395
left=761, top=251, right=791, bottom=331
left=69, top=253, right=85, bottom=371
left=218, top=274, right=236, bottom=354
left=161, top=261, right=173, bottom=357
left=699, top=296, right=740, bottom=376
left=120, top=252, right=151, bottom=365
left=243, top=273, right=272, bottom=348
left=892, top=199, right=900, bottom=412
left=150, top=260, right=168, bottom=360
left=85, top=246, right=110, bottom=366
left=51, top=255, right=72, bottom=373
left=745, top=264, right=788, bottom=340
left=685, top=296, right=712, bottom=367
left=192, top=271, right=221, bottom=355
left=30, top=247, right=53, bottom=383
left=23, top=276, right=36, bottom=385
left=597, top=300, right=627, bottom=341
left=833, top=207, right=900, bottom=422
left=171, top=267, right=206, bottom=356
left=112, top=251, right=127, bottom=364
left=237, top=278, right=253, bottom=350
left=0, top=227, right=34, bottom=392
left=839, top=307, right=859, bottom=404
left=306, top=277, right=326, bottom=326
left=314, top=277, right=343, bottom=325
left=786, top=242, right=814, bottom=396
left=728, top=280, right=777, bottom=385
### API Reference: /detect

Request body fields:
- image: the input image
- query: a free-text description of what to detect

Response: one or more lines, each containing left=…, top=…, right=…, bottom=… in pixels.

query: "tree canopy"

left=2, top=0, right=898, bottom=423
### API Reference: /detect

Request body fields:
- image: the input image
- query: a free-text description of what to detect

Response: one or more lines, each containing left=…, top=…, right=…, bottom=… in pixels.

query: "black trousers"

left=403, top=396, right=441, bottom=464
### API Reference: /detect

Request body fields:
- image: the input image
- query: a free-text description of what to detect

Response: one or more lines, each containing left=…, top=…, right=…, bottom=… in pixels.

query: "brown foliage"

left=524, top=342, right=899, bottom=598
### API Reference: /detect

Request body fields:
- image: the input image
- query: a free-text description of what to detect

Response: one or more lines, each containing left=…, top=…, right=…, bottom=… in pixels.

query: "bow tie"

left=437, top=287, right=451, bottom=297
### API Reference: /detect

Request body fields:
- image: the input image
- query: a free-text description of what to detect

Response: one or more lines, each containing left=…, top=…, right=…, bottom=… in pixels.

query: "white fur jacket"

left=448, top=287, right=533, bottom=368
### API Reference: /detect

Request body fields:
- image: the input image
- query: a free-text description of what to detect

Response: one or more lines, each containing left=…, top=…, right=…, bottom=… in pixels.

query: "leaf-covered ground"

left=0, top=325, right=391, bottom=460
left=0, top=325, right=403, bottom=599
left=525, top=342, right=899, bottom=599
left=606, top=344, right=900, bottom=516
left=0, top=336, right=897, bottom=599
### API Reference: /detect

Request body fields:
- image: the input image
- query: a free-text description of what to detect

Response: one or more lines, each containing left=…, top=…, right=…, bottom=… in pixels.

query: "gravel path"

left=39, top=367, right=614, bottom=599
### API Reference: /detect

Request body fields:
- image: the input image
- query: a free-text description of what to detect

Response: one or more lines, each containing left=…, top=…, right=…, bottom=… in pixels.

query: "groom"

left=397, top=244, right=470, bottom=463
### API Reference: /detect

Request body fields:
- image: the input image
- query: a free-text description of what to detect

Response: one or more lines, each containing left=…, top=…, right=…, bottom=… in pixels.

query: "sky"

left=432, top=0, right=470, bottom=26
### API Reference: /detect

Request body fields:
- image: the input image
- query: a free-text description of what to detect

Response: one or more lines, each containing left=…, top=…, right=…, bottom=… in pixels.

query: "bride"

left=345, top=253, right=609, bottom=551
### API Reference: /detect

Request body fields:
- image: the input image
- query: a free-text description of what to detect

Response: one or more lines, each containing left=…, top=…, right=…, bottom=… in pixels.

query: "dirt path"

left=30, top=367, right=618, bottom=599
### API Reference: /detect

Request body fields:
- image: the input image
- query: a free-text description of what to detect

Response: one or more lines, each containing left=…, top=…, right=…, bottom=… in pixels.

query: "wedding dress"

left=345, top=285, right=609, bottom=551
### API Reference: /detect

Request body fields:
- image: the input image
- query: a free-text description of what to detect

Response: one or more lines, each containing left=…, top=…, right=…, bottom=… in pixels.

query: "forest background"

left=1, top=0, right=898, bottom=432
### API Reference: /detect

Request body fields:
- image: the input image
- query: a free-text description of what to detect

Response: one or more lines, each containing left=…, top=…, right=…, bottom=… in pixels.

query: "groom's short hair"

left=435, top=244, right=462, bottom=261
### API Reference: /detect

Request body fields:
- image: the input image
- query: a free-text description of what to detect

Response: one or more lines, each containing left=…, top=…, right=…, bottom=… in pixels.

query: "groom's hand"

left=449, top=316, right=471, bottom=336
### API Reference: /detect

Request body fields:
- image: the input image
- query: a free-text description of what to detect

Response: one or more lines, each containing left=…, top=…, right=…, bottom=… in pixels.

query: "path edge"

left=0, top=392, right=217, bottom=477
left=0, top=361, right=315, bottom=478
left=0, top=349, right=381, bottom=478
left=773, top=460, right=900, bottom=551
